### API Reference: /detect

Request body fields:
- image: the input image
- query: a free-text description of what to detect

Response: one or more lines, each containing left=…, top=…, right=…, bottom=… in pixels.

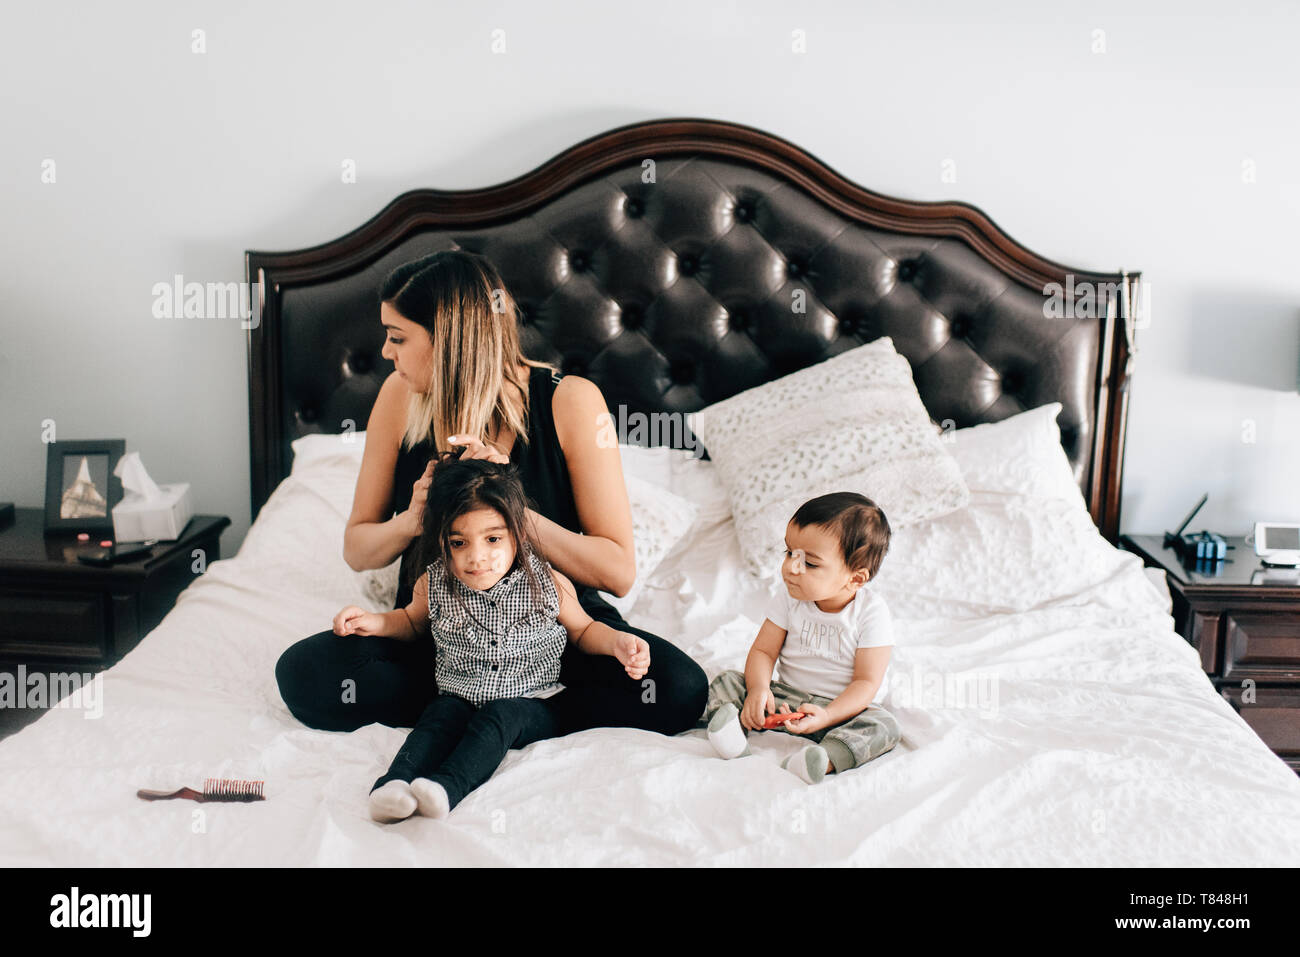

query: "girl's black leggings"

left=274, top=596, right=708, bottom=738
left=372, top=692, right=559, bottom=810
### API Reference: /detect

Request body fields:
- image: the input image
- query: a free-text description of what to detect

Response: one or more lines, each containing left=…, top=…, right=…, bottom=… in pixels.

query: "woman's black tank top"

left=390, top=366, right=615, bottom=617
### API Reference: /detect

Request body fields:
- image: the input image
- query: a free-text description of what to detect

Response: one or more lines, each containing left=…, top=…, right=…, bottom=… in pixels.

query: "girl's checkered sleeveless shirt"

left=426, top=548, right=568, bottom=706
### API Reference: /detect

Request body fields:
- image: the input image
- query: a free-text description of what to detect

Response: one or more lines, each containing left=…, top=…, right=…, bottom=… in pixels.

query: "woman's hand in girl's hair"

left=447, top=435, right=510, bottom=464
left=612, top=632, right=651, bottom=680
left=333, top=605, right=384, bottom=637
left=404, top=460, right=436, bottom=534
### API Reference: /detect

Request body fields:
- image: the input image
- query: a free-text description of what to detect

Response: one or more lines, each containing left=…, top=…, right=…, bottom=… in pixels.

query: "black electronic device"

left=1163, top=493, right=1233, bottom=564
left=76, top=539, right=157, bottom=567
left=1163, top=493, right=1207, bottom=556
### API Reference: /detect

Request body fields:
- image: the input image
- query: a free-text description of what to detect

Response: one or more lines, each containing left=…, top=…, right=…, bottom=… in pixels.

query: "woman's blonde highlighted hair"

left=379, top=251, right=555, bottom=454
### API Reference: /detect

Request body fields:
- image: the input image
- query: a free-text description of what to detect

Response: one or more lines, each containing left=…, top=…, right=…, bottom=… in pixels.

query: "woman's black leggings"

left=274, top=598, right=708, bottom=737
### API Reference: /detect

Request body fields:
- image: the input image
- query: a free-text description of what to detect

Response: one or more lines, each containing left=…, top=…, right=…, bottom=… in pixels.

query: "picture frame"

left=44, top=439, right=126, bottom=536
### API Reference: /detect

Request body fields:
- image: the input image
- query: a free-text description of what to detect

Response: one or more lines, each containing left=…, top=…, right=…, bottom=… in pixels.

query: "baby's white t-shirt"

left=764, top=585, right=895, bottom=704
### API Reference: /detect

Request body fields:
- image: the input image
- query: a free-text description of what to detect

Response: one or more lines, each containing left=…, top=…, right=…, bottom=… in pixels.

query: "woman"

left=274, top=250, right=708, bottom=737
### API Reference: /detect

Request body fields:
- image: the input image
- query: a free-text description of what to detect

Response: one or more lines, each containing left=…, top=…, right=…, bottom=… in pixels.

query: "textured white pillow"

left=943, top=402, right=1087, bottom=506
left=687, top=338, right=970, bottom=579
left=600, top=467, right=700, bottom=617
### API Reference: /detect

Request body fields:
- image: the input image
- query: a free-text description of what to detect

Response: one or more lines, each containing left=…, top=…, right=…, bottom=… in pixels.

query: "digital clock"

left=1254, top=522, right=1300, bottom=567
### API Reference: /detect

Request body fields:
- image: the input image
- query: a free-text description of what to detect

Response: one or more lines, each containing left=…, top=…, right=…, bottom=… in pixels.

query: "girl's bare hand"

left=333, top=605, right=380, bottom=636
left=447, top=435, right=510, bottom=464
left=612, top=632, right=651, bottom=680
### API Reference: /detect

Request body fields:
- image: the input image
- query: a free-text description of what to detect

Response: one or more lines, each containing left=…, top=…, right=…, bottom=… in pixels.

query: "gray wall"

left=2, top=0, right=1297, bottom=556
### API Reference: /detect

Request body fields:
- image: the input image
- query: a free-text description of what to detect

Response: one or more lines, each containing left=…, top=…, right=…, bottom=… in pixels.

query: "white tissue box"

left=112, top=483, right=194, bottom=542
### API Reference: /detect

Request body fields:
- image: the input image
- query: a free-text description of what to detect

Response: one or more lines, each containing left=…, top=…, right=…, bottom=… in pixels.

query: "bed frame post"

left=245, top=260, right=281, bottom=521
left=1096, top=270, right=1139, bottom=544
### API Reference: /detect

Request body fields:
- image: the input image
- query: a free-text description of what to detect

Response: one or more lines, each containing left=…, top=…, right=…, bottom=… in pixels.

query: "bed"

left=4, top=118, right=1299, bottom=866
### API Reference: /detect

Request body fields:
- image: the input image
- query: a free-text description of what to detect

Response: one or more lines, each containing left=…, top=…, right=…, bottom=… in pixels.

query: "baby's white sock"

left=781, top=745, right=829, bottom=785
left=410, top=777, right=451, bottom=819
left=707, top=703, right=749, bottom=759
left=369, top=780, right=417, bottom=822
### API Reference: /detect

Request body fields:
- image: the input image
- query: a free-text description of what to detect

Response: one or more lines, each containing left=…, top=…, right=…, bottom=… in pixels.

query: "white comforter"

left=3, top=450, right=1299, bottom=867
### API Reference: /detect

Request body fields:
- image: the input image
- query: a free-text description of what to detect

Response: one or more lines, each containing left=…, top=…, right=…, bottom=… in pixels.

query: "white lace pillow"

left=687, top=338, right=970, bottom=579
left=599, top=467, right=700, bottom=617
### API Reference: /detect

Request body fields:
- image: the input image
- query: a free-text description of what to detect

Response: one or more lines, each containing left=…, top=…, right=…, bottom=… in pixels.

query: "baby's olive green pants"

left=702, top=669, right=901, bottom=773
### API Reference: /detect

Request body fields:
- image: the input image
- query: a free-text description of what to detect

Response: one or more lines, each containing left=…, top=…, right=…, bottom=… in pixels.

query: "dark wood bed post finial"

left=1102, top=268, right=1140, bottom=543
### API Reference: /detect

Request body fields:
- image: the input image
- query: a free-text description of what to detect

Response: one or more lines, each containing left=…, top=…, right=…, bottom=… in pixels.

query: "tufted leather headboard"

left=246, top=118, right=1139, bottom=543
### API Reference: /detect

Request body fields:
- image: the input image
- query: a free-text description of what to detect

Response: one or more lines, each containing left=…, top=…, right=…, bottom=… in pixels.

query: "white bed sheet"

left=2, top=457, right=1299, bottom=867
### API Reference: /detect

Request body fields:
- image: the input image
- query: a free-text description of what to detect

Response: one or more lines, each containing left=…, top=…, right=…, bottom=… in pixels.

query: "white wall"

left=2, top=0, right=1297, bottom=556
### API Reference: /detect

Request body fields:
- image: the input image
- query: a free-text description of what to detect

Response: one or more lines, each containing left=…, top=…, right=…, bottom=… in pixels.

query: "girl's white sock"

left=369, top=780, right=417, bottom=822
left=707, top=703, right=749, bottom=759
left=781, top=745, right=829, bottom=785
left=410, top=778, right=451, bottom=819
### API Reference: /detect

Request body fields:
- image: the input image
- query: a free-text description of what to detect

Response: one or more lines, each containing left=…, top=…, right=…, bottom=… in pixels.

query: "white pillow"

left=871, top=493, right=1149, bottom=620
left=243, top=445, right=399, bottom=612
left=290, top=431, right=366, bottom=472
left=618, top=443, right=731, bottom=523
left=286, top=434, right=399, bottom=607
left=665, top=454, right=732, bottom=525
left=870, top=404, right=1149, bottom=619
left=617, top=442, right=677, bottom=488
left=599, top=467, right=700, bottom=617
left=687, top=338, right=970, bottom=579
left=942, top=402, right=1087, bottom=506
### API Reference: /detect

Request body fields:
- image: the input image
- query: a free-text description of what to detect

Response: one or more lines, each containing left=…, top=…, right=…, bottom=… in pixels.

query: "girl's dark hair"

left=790, top=492, right=891, bottom=580
left=414, top=453, right=546, bottom=621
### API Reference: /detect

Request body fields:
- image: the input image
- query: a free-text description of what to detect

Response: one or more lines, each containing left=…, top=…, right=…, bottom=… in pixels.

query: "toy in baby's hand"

left=763, top=711, right=807, bottom=729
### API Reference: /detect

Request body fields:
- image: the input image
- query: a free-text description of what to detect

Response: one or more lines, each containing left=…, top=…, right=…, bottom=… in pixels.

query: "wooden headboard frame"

left=246, top=117, right=1138, bottom=542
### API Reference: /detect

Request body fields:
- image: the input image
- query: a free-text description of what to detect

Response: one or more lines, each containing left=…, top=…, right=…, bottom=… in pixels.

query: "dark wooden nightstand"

left=0, top=509, right=230, bottom=666
left=1120, top=534, right=1300, bottom=772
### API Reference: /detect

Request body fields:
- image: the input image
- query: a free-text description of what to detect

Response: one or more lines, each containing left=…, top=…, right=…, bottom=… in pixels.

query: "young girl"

left=331, top=455, right=651, bottom=822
